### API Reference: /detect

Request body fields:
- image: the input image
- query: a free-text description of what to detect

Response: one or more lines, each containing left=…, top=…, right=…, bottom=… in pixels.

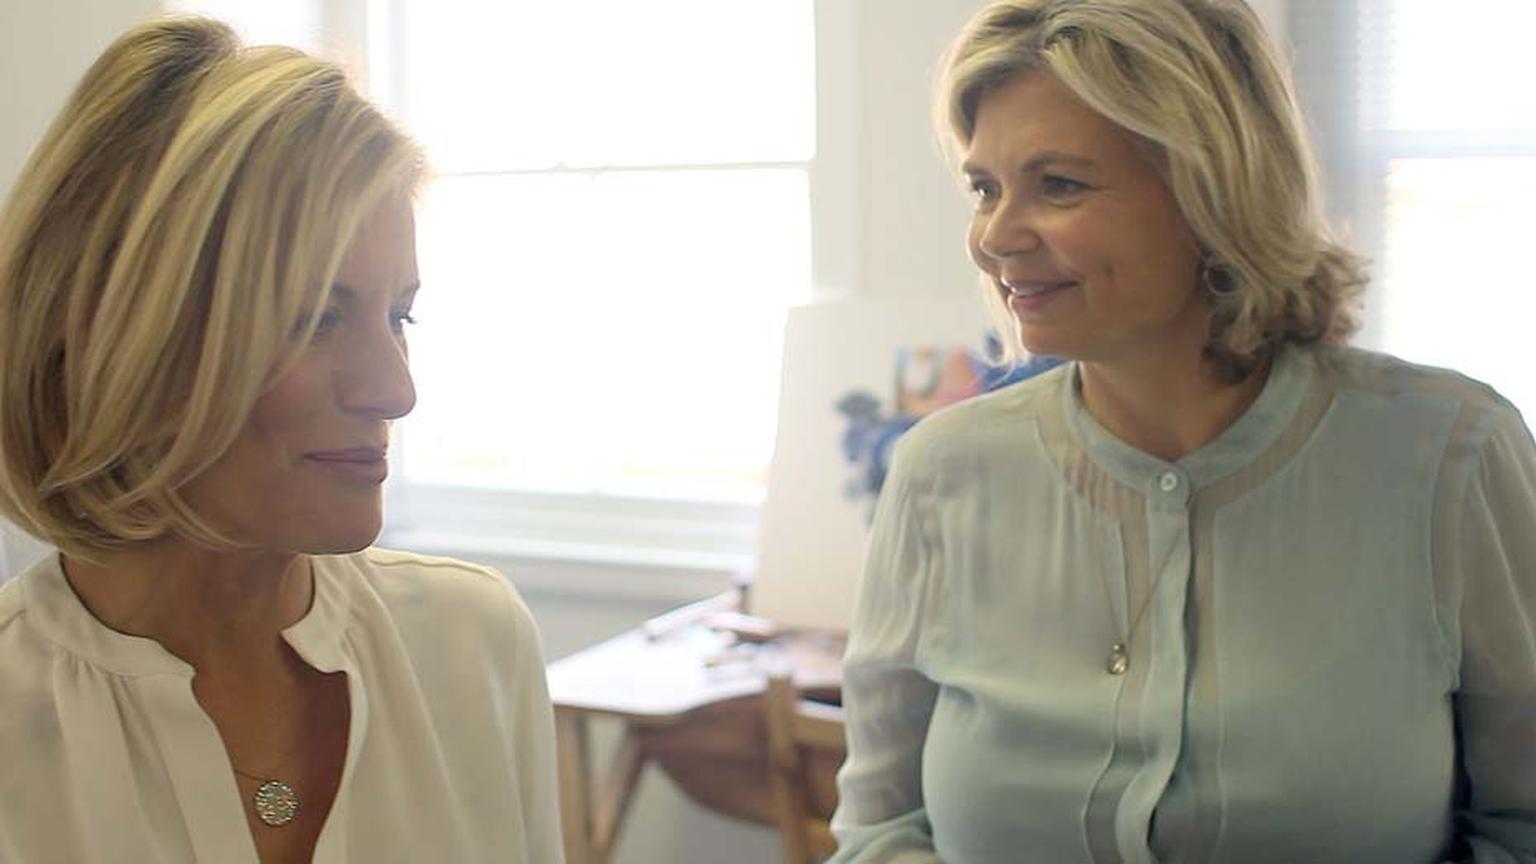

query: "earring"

left=1202, top=258, right=1238, bottom=296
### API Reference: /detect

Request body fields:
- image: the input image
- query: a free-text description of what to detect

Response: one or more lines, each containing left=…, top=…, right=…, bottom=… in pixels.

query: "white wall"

left=813, top=0, right=987, bottom=303
left=0, top=2, right=163, bottom=584
left=1251, top=0, right=1289, bottom=43
left=0, top=0, right=162, bottom=203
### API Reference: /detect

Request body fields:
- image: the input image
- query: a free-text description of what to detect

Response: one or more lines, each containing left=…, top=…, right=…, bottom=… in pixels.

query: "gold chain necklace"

left=1094, top=515, right=1185, bottom=676
left=231, top=767, right=301, bottom=827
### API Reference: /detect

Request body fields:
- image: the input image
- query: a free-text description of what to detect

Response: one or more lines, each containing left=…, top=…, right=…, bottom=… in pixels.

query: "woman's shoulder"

left=0, top=555, right=69, bottom=655
left=895, top=361, right=1070, bottom=467
left=0, top=557, right=74, bottom=706
left=346, top=546, right=510, bottom=589
left=1313, top=344, right=1520, bottom=427
left=323, top=547, right=539, bottom=647
left=0, top=575, right=32, bottom=694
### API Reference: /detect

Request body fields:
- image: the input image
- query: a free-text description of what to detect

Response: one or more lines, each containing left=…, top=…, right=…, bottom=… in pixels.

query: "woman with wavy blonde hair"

left=831, top=1, right=1536, bottom=861
left=0, top=18, right=561, bottom=862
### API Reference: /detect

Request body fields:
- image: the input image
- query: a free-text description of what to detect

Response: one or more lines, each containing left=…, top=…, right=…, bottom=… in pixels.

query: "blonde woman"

left=831, top=1, right=1536, bottom=862
left=0, top=19, right=561, bottom=863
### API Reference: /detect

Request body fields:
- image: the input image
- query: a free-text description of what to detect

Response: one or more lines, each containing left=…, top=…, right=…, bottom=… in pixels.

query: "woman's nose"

left=340, top=327, right=416, bottom=420
left=977, top=198, right=1042, bottom=261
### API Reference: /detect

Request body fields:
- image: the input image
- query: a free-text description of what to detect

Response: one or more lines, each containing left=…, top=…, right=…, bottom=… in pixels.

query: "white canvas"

left=752, top=296, right=994, bottom=631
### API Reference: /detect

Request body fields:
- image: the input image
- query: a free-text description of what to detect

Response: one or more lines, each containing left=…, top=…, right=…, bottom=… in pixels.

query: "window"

left=1294, top=0, right=1536, bottom=420
left=1367, top=1, right=1536, bottom=419
left=373, top=1, right=817, bottom=568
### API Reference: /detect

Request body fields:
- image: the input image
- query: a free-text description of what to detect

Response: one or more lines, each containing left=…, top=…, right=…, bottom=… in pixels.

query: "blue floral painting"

left=836, top=341, right=1062, bottom=521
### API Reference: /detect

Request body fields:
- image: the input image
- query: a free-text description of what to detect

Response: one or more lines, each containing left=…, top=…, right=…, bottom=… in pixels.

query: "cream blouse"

left=831, top=345, right=1536, bottom=864
left=0, top=547, right=563, bottom=863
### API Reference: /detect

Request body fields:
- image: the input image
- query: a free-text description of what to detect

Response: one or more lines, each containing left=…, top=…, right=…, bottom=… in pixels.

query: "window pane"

left=400, top=0, right=816, bottom=171
left=1372, top=1, right=1536, bottom=132
left=401, top=169, right=811, bottom=501
left=1377, top=157, right=1536, bottom=420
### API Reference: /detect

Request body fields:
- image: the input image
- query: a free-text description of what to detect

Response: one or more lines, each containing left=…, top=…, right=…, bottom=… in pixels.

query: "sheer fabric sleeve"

left=829, top=439, right=944, bottom=864
left=1445, top=406, right=1536, bottom=863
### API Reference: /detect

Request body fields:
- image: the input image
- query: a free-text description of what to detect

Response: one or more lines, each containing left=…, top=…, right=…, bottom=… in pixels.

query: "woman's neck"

left=1078, top=349, right=1271, bottom=463
left=61, top=539, right=312, bottom=674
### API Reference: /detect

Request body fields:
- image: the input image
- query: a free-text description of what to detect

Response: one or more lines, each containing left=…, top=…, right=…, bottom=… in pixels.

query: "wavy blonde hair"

left=0, top=17, right=425, bottom=558
left=939, top=0, right=1366, bottom=381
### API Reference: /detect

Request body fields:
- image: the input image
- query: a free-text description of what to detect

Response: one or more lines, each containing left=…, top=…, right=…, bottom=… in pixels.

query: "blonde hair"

left=0, top=17, right=425, bottom=558
left=938, top=0, right=1366, bottom=381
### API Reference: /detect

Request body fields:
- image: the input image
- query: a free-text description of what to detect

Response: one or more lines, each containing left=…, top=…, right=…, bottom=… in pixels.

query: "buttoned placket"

left=1102, top=467, right=1195, bottom=864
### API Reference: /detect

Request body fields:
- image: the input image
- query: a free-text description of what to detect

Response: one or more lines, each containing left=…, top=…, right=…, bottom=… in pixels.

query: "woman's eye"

left=1040, top=175, right=1089, bottom=199
left=390, top=311, right=418, bottom=333
left=310, top=307, right=342, bottom=337
left=967, top=178, right=1000, bottom=205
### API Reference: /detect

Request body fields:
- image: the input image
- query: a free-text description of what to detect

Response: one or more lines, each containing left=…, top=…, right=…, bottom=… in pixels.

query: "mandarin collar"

left=1061, top=343, right=1314, bottom=492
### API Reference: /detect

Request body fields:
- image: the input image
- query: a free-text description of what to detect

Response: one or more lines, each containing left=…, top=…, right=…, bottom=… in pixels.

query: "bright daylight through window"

left=1365, top=0, right=1536, bottom=420
left=394, top=1, right=815, bottom=510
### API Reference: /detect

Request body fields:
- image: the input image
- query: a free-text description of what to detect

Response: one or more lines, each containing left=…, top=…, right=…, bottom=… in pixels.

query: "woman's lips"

left=305, top=449, right=388, bottom=483
left=308, top=447, right=386, bottom=461
left=1004, top=280, right=1077, bottom=311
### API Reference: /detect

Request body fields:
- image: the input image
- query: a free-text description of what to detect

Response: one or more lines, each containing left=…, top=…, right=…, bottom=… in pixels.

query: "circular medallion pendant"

left=1107, top=643, right=1130, bottom=676
left=252, top=780, right=300, bottom=827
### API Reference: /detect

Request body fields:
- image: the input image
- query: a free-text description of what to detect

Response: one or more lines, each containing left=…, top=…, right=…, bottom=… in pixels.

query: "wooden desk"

left=547, top=597, right=843, bottom=864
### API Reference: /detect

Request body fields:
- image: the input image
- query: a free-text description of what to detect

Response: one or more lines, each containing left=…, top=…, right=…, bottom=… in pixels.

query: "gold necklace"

left=1095, top=517, right=1184, bottom=676
left=231, top=767, right=301, bottom=827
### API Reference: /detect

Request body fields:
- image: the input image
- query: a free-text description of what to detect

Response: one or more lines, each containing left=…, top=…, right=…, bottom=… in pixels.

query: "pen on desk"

left=640, top=590, right=740, bottom=641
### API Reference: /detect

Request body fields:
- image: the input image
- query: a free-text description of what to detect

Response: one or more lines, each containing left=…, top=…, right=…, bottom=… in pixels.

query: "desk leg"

left=556, top=708, right=594, bottom=864
left=592, top=728, right=645, bottom=859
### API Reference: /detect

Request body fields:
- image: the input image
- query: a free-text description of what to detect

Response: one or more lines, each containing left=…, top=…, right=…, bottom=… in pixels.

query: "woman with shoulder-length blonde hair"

left=0, top=17, right=561, bottom=863
left=831, top=1, right=1536, bottom=862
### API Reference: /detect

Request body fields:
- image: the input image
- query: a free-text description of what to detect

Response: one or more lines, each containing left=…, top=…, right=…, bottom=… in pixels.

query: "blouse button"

left=1158, top=471, right=1180, bottom=492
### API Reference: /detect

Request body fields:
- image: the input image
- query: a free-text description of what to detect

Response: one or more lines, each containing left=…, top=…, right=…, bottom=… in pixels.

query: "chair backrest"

left=765, top=674, right=847, bottom=864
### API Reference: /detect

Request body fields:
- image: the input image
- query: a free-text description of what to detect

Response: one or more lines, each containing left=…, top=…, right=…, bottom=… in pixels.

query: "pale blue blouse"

left=830, top=345, right=1536, bottom=864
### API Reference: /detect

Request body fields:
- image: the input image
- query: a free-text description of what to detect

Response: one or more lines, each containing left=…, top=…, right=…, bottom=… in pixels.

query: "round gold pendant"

left=253, top=780, right=300, bottom=827
left=1107, top=644, right=1129, bottom=676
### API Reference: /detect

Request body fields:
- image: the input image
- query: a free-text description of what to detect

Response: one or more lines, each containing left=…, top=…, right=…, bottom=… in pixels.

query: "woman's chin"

left=1015, top=326, right=1078, bottom=361
left=313, top=535, right=377, bottom=555
left=295, top=512, right=383, bottom=555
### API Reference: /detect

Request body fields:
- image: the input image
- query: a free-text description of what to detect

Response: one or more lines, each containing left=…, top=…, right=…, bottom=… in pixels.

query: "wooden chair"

left=764, top=674, right=847, bottom=864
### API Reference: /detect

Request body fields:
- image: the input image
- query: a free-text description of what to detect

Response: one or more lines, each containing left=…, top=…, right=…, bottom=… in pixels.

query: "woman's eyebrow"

left=328, top=281, right=422, bottom=301
left=961, top=150, right=1098, bottom=177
